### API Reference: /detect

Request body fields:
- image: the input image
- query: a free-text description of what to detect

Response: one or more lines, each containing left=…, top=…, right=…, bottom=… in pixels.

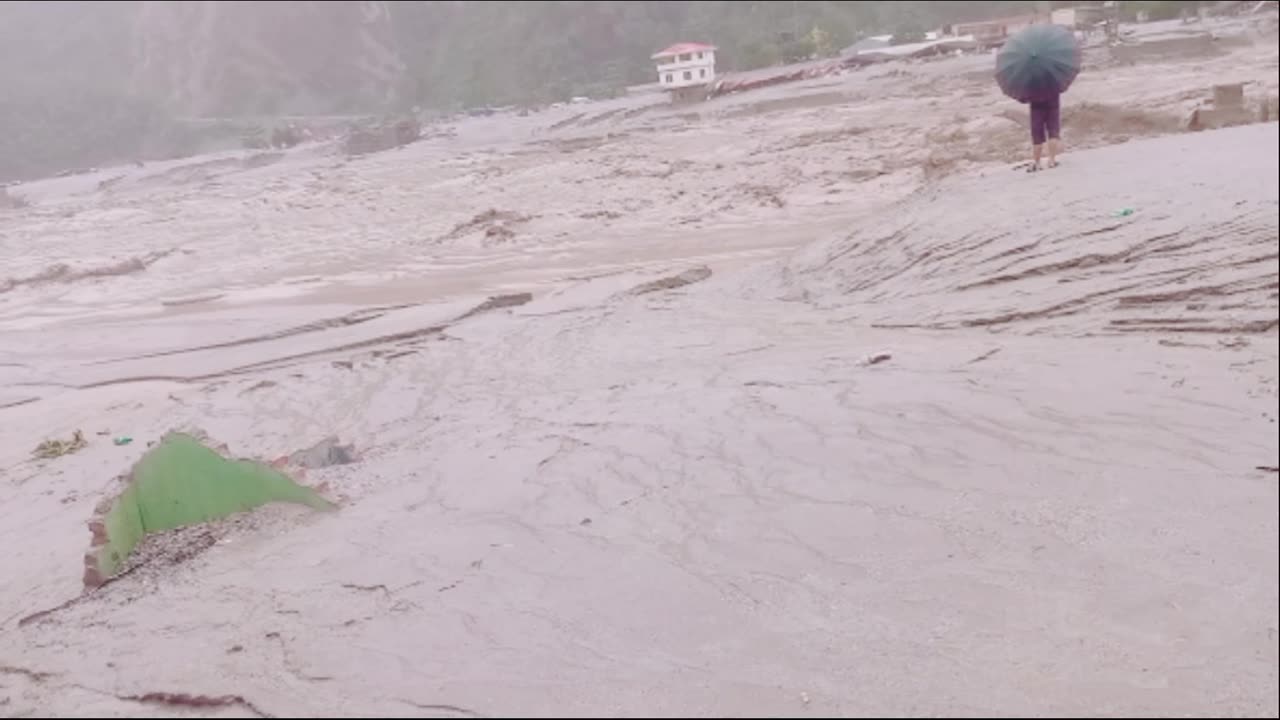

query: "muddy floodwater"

left=2, top=17, right=1278, bottom=718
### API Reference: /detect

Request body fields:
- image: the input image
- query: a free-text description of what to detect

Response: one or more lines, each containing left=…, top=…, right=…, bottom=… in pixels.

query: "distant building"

left=652, top=42, right=717, bottom=102
left=953, top=13, right=1047, bottom=46
left=1052, top=6, right=1106, bottom=29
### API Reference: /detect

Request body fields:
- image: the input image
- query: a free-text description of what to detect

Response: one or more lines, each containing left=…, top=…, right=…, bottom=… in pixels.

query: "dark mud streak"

left=68, top=294, right=535, bottom=391
left=1109, top=318, right=1279, bottom=334
left=921, top=230, right=1016, bottom=271
left=121, top=692, right=273, bottom=718
left=17, top=594, right=85, bottom=627
left=0, top=664, right=54, bottom=682
left=88, top=306, right=408, bottom=365
left=221, top=293, right=532, bottom=374
left=193, top=324, right=450, bottom=375
left=963, top=249, right=1135, bottom=291
left=0, top=250, right=177, bottom=295
left=74, top=325, right=449, bottom=389
left=960, top=283, right=1147, bottom=329
left=631, top=267, right=712, bottom=295
left=579, top=108, right=623, bottom=127
left=815, top=227, right=911, bottom=273
left=966, top=348, right=1002, bottom=364
left=0, top=397, right=38, bottom=410
left=454, top=293, right=533, bottom=321
left=1116, top=275, right=1280, bottom=306
left=967, top=231, right=1183, bottom=290
left=398, top=700, right=486, bottom=717
left=548, top=112, right=586, bottom=131
left=18, top=558, right=158, bottom=627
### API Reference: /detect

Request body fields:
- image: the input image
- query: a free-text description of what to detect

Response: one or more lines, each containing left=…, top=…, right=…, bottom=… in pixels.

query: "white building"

left=652, top=42, right=717, bottom=101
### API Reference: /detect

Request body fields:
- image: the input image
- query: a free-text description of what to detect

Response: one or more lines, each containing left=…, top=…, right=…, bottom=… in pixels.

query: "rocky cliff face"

left=130, top=0, right=405, bottom=116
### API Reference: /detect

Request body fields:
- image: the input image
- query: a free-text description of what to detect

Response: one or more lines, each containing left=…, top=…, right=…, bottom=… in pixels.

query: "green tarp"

left=85, top=433, right=335, bottom=587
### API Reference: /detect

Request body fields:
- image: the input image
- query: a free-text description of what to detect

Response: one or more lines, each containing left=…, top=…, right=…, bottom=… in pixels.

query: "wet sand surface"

left=2, top=21, right=1278, bottom=718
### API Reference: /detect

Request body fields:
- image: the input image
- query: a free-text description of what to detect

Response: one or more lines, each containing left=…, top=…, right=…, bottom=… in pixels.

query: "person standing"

left=995, top=23, right=1081, bottom=173
left=1028, top=92, right=1062, bottom=172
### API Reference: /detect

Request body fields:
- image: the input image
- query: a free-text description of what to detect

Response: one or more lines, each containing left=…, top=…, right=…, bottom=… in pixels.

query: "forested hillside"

left=1, top=1, right=1200, bottom=182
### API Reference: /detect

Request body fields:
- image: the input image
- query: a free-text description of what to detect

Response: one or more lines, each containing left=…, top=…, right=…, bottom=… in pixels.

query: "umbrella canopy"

left=996, top=23, right=1082, bottom=103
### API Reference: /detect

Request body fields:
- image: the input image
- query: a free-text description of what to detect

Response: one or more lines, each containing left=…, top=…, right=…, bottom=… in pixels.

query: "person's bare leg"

left=1031, top=143, right=1043, bottom=171
left=1048, top=138, right=1060, bottom=167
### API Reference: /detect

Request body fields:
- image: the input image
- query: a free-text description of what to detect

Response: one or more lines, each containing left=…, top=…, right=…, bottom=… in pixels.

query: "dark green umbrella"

left=996, top=24, right=1081, bottom=103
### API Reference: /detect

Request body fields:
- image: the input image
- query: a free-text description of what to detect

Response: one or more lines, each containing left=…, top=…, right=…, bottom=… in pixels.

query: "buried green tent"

left=84, top=433, right=335, bottom=587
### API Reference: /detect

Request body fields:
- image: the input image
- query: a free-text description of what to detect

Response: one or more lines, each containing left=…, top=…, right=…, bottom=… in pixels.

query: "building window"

left=665, top=73, right=673, bottom=83
left=697, top=52, right=703, bottom=59
left=683, top=70, right=692, bottom=81
left=679, top=53, right=691, bottom=61
left=699, top=68, right=706, bottom=78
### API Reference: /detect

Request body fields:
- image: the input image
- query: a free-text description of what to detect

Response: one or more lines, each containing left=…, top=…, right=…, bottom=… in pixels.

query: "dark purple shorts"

left=1030, top=96, right=1061, bottom=145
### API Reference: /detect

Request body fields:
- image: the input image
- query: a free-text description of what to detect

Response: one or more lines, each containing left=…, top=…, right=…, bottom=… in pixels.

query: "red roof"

left=651, top=42, right=717, bottom=60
